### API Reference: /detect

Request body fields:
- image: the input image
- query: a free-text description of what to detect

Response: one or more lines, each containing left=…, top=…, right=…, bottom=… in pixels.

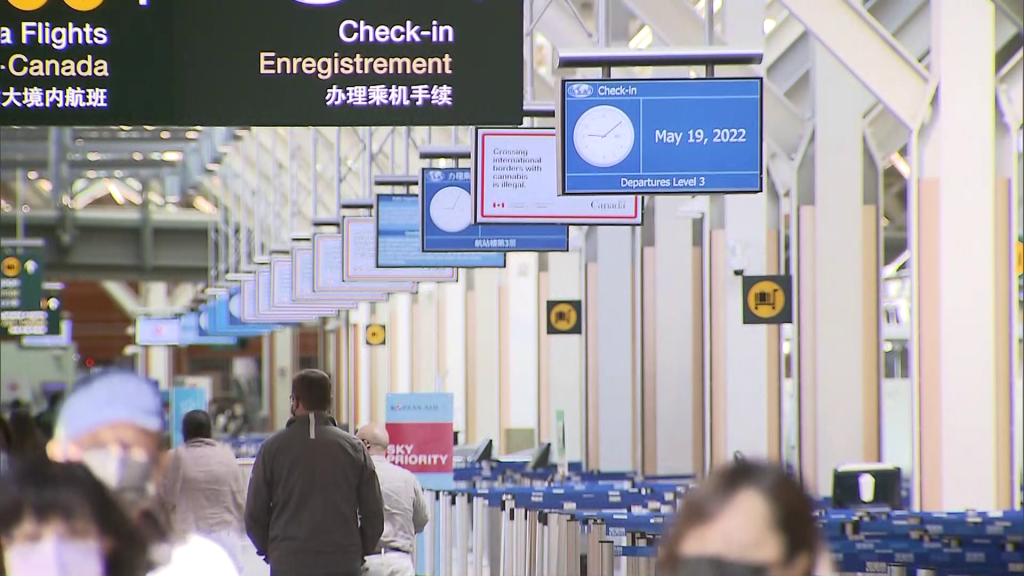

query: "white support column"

left=141, top=283, right=171, bottom=390
left=370, top=302, right=389, bottom=424
left=545, top=250, right=584, bottom=463
left=594, top=226, right=635, bottom=471
left=354, top=302, right=372, bottom=427
left=652, top=198, right=700, bottom=475
left=391, top=292, right=414, bottom=394
left=805, top=41, right=880, bottom=495
left=412, top=287, right=437, bottom=392
left=468, top=269, right=501, bottom=449
left=271, top=327, right=296, bottom=430
left=916, top=0, right=1012, bottom=511
left=719, top=0, right=775, bottom=462
left=505, top=252, right=540, bottom=438
left=442, top=275, right=468, bottom=436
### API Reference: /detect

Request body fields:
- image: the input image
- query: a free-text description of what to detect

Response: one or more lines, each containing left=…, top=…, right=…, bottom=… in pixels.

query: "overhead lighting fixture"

left=159, top=130, right=172, bottom=140
left=26, top=170, right=38, bottom=180
left=104, top=179, right=125, bottom=205
left=132, top=152, right=144, bottom=161
left=185, top=130, right=200, bottom=140
left=36, top=179, right=52, bottom=193
left=628, top=25, right=653, bottom=50
left=205, top=162, right=220, bottom=172
left=142, top=126, right=155, bottom=131
left=119, top=126, right=132, bottom=131
left=694, top=0, right=722, bottom=14
left=86, top=151, right=101, bottom=161
left=763, top=18, right=777, bottom=34
left=888, top=151, right=910, bottom=179
left=192, top=195, right=218, bottom=214
left=162, top=150, right=184, bottom=162
left=85, top=170, right=98, bottom=179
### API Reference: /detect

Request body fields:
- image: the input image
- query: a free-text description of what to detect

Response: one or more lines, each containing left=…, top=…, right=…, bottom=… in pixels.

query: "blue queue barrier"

left=428, top=465, right=1023, bottom=576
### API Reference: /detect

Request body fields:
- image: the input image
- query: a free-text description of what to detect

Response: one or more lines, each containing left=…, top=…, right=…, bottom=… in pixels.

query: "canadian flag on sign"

left=492, top=202, right=505, bottom=208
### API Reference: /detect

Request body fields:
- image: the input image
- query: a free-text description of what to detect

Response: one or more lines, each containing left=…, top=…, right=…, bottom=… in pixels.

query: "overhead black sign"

left=0, top=0, right=524, bottom=126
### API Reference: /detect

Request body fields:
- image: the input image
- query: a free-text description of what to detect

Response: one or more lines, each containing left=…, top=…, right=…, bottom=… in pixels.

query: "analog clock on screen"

left=572, top=105, right=636, bottom=168
left=429, top=186, right=473, bottom=233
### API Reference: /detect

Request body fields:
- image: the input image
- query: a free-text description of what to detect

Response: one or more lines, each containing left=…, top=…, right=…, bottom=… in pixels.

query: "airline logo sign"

left=384, top=423, right=452, bottom=473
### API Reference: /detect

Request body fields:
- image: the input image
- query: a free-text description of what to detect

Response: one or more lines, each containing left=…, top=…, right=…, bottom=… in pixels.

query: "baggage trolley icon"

left=753, top=287, right=779, bottom=310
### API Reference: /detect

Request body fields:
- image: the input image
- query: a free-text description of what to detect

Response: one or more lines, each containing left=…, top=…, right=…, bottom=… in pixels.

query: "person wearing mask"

left=156, top=410, right=246, bottom=571
left=0, top=458, right=153, bottom=576
left=657, top=459, right=831, bottom=576
left=246, top=369, right=385, bottom=576
left=0, top=415, right=11, bottom=478
left=355, top=423, right=428, bottom=576
left=44, top=369, right=240, bottom=576
left=6, top=408, right=47, bottom=464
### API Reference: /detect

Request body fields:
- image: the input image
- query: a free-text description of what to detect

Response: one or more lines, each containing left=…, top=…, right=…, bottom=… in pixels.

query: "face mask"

left=79, top=447, right=154, bottom=501
left=3, top=536, right=105, bottom=576
left=671, top=557, right=771, bottom=576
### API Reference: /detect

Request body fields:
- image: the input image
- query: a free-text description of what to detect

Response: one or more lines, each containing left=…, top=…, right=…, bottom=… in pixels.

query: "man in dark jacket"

left=245, top=369, right=384, bottom=576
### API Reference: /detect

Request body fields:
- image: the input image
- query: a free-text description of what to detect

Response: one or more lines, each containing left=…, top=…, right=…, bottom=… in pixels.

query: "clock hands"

left=601, top=121, right=622, bottom=138
left=587, top=121, right=624, bottom=139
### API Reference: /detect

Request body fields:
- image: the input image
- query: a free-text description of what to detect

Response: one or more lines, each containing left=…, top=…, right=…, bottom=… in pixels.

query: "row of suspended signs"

left=1, top=0, right=763, bottom=194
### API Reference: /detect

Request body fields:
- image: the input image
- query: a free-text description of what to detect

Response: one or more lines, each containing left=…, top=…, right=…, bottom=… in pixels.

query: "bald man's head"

left=356, top=423, right=389, bottom=455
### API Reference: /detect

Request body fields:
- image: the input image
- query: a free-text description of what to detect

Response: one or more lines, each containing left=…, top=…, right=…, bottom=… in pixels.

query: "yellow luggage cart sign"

left=365, top=324, right=386, bottom=346
left=546, top=300, right=582, bottom=335
left=742, top=275, right=793, bottom=325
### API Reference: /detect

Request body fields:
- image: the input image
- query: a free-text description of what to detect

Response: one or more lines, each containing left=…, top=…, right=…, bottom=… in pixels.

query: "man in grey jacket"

left=245, top=369, right=384, bottom=576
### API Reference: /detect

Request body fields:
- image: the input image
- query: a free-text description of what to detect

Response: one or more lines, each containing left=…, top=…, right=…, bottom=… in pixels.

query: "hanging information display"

left=291, top=244, right=387, bottom=304
left=376, top=195, right=507, bottom=266
left=344, top=216, right=461, bottom=280
left=473, top=127, right=642, bottom=225
left=0, top=247, right=48, bottom=337
left=255, top=269, right=324, bottom=321
left=560, top=78, right=763, bottom=195
left=271, top=255, right=355, bottom=312
left=0, top=0, right=524, bottom=126
left=312, top=234, right=419, bottom=294
left=420, top=167, right=570, bottom=252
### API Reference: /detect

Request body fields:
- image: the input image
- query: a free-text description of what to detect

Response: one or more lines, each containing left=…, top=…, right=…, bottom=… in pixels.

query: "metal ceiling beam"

left=0, top=138, right=194, bottom=157
left=617, top=0, right=809, bottom=189
left=0, top=159, right=181, bottom=171
left=775, top=0, right=930, bottom=129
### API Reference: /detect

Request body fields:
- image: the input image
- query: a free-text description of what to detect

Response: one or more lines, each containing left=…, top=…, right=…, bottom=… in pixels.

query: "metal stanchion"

left=888, top=566, right=907, bottom=576
left=472, top=495, right=486, bottom=576
left=528, top=510, right=541, bottom=576
left=441, top=493, right=455, bottom=576
left=599, top=540, right=615, bottom=576
left=500, top=501, right=513, bottom=576
left=625, top=534, right=637, bottom=576
left=546, top=512, right=561, bottom=575
left=588, top=520, right=607, bottom=576
left=567, top=518, right=580, bottom=576
left=538, top=512, right=550, bottom=575
left=456, top=493, right=470, bottom=576
left=425, top=491, right=437, bottom=576
left=494, top=500, right=509, bottom=576
left=513, top=504, right=526, bottom=576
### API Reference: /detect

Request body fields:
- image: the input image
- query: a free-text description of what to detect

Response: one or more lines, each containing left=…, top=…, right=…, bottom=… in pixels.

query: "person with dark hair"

left=0, top=415, right=11, bottom=477
left=0, top=459, right=153, bottom=576
left=658, top=459, right=828, bottom=576
left=156, top=410, right=246, bottom=572
left=35, top=390, right=65, bottom=440
left=245, top=369, right=385, bottom=576
left=45, top=369, right=239, bottom=576
left=6, top=408, right=46, bottom=463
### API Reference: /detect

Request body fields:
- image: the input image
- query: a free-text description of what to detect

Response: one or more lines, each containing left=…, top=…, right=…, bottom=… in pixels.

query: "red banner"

left=384, top=422, right=454, bottom=474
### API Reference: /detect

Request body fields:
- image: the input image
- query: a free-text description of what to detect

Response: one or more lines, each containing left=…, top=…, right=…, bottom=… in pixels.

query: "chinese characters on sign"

left=0, top=87, right=108, bottom=109
left=324, top=84, right=453, bottom=107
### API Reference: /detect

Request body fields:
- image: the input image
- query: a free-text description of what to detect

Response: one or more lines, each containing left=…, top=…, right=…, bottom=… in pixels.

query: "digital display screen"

left=561, top=78, right=763, bottom=194
left=135, top=316, right=181, bottom=346
left=420, top=167, right=569, bottom=252
left=0, top=0, right=524, bottom=126
left=375, top=196, right=505, bottom=268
